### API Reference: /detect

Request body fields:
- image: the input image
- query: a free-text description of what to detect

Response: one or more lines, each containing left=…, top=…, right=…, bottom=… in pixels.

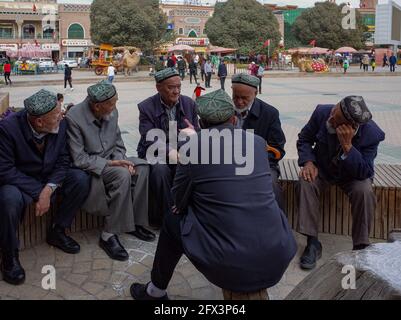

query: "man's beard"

left=45, top=126, right=60, bottom=134
left=234, top=100, right=254, bottom=114
left=102, top=114, right=111, bottom=121
left=326, top=121, right=337, bottom=135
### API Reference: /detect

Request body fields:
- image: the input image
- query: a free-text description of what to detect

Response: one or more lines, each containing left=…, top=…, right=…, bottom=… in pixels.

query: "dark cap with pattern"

left=340, top=96, right=372, bottom=125
left=87, top=80, right=117, bottom=103
left=231, top=73, right=260, bottom=89
left=24, top=89, right=58, bottom=116
left=155, top=68, right=180, bottom=83
left=196, top=89, right=235, bottom=124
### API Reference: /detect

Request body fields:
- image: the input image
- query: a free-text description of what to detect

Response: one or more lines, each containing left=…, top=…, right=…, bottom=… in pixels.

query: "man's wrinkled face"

left=36, top=103, right=63, bottom=134
left=157, top=76, right=181, bottom=106
left=328, top=104, right=351, bottom=129
left=232, top=83, right=257, bottom=110
left=94, top=94, right=118, bottom=119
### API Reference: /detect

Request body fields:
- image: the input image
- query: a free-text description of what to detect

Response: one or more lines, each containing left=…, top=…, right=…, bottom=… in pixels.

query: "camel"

left=121, top=48, right=141, bottom=76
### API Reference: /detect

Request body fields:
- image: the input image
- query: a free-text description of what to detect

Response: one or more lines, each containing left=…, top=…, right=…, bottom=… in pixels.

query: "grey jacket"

left=65, top=98, right=127, bottom=215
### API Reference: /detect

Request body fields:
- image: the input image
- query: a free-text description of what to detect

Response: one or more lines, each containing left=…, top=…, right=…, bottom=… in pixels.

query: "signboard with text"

left=62, top=39, right=93, bottom=47
left=175, top=37, right=209, bottom=46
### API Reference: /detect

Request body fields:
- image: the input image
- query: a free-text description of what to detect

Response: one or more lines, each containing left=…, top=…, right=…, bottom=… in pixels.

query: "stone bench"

left=279, top=159, right=401, bottom=240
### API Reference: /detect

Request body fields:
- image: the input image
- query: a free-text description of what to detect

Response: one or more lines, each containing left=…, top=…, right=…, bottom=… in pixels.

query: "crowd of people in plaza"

left=0, top=66, right=386, bottom=300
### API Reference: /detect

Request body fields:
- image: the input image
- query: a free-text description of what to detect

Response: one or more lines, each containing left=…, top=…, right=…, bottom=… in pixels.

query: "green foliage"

left=205, top=0, right=281, bottom=56
left=292, top=2, right=367, bottom=50
left=90, top=0, right=168, bottom=54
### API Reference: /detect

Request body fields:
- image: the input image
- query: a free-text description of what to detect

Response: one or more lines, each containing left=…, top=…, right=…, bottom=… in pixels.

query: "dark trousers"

left=148, top=164, right=176, bottom=227
left=206, top=72, right=212, bottom=87
left=220, top=77, right=226, bottom=90
left=151, top=212, right=185, bottom=290
left=201, top=70, right=205, bottom=82
left=271, top=168, right=284, bottom=212
left=4, top=72, right=11, bottom=85
left=179, top=69, right=185, bottom=80
left=190, top=72, right=197, bottom=84
left=0, top=169, right=90, bottom=252
left=257, top=76, right=262, bottom=94
left=363, top=64, right=368, bottom=72
left=296, top=176, right=375, bottom=246
left=390, top=64, right=396, bottom=72
left=64, top=76, right=72, bottom=88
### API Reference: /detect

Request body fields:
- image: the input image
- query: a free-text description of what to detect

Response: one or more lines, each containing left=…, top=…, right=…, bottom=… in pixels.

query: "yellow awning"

left=194, top=47, right=207, bottom=53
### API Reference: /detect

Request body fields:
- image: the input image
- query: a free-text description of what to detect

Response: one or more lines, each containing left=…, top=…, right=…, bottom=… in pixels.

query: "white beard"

left=326, top=121, right=337, bottom=135
left=234, top=100, right=254, bottom=114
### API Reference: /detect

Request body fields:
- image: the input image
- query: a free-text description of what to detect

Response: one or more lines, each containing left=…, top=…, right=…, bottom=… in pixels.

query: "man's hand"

left=299, top=161, right=319, bottom=183
left=108, top=160, right=136, bottom=175
left=172, top=205, right=180, bottom=215
left=35, top=186, right=52, bottom=217
left=336, top=124, right=355, bottom=154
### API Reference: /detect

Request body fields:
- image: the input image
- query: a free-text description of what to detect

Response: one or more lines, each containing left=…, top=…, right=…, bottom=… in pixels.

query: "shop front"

left=41, top=43, right=60, bottom=61
left=61, top=39, right=92, bottom=59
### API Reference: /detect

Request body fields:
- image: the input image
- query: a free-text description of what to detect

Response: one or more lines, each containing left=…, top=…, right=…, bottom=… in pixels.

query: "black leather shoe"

left=46, top=225, right=80, bottom=254
left=99, top=235, right=129, bottom=261
left=300, top=241, right=322, bottom=270
left=1, top=251, right=25, bottom=285
left=353, top=244, right=370, bottom=251
left=130, top=283, right=169, bottom=300
left=127, top=226, right=156, bottom=242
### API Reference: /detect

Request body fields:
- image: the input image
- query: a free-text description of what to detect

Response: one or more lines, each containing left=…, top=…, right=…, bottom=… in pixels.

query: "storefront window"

left=68, top=23, right=84, bottom=39
left=23, top=24, right=35, bottom=39
left=0, top=26, right=13, bottom=39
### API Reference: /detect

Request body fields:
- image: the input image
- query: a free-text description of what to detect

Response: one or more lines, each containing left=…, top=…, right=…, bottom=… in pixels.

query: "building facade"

left=159, top=1, right=214, bottom=52
left=0, top=0, right=60, bottom=59
left=58, top=3, right=92, bottom=59
left=358, top=0, right=378, bottom=46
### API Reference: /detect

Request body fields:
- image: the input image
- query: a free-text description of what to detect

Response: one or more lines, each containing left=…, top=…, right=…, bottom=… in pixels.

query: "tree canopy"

left=292, top=2, right=367, bottom=50
left=204, top=0, right=281, bottom=55
left=90, top=0, right=168, bottom=53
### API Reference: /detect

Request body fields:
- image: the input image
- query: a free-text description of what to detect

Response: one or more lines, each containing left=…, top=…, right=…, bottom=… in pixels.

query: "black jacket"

left=242, top=98, right=286, bottom=171
left=64, top=67, right=72, bottom=78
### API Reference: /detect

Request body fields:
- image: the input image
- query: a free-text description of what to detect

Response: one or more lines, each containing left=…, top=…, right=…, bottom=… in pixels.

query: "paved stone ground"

left=0, top=230, right=380, bottom=300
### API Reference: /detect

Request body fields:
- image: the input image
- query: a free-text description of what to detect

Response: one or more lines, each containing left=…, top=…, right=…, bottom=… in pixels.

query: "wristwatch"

left=46, top=183, right=58, bottom=193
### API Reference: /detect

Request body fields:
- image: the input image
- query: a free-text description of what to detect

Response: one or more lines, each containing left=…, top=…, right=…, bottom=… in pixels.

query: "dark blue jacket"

left=297, top=105, right=385, bottom=183
left=173, top=124, right=297, bottom=292
left=217, top=63, right=227, bottom=78
left=243, top=98, right=286, bottom=171
left=389, top=55, right=397, bottom=65
left=0, top=110, right=70, bottom=201
left=137, top=93, right=199, bottom=159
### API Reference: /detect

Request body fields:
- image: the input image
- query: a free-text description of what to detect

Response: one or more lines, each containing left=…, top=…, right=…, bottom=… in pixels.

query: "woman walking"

left=64, top=64, right=73, bottom=91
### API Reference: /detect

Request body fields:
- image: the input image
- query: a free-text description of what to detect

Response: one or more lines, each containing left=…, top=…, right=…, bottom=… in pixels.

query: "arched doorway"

left=188, top=30, right=197, bottom=38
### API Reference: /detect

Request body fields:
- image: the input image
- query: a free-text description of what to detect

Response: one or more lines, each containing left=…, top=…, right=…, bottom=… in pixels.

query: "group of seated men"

left=0, top=68, right=385, bottom=300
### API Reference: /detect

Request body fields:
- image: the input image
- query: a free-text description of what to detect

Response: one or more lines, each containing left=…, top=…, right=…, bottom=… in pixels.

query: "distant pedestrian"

left=362, top=55, right=369, bottom=72
left=370, top=58, right=376, bottom=72
left=189, top=59, right=198, bottom=84
left=383, top=54, right=388, bottom=68
left=192, top=82, right=205, bottom=101
left=343, top=58, right=349, bottom=74
left=257, top=63, right=265, bottom=94
left=107, top=63, right=115, bottom=83
left=389, top=54, right=397, bottom=72
left=177, top=56, right=186, bottom=80
left=204, top=60, right=213, bottom=88
left=200, top=59, right=206, bottom=82
left=217, top=59, right=227, bottom=91
left=64, top=64, right=73, bottom=91
left=3, top=60, right=12, bottom=85
left=167, top=55, right=175, bottom=68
